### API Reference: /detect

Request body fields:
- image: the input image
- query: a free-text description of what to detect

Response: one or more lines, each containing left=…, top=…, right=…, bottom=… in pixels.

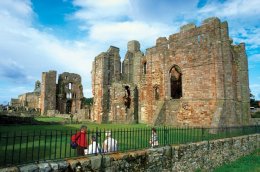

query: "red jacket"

left=72, top=131, right=88, bottom=148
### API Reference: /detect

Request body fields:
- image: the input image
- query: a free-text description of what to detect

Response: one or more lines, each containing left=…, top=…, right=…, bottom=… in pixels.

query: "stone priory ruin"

left=91, top=17, right=250, bottom=127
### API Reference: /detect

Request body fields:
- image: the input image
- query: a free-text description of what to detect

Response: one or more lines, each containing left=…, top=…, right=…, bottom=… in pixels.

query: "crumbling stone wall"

left=92, top=46, right=121, bottom=123
left=56, top=72, right=83, bottom=114
left=10, top=70, right=85, bottom=117
left=40, top=71, right=84, bottom=116
left=92, top=17, right=250, bottom=127
left=10, top=98, right=20, bottom=107
left=2, top=134, right=258, bottom=172
left=40, top=70, right=57, bottom=115
left=10, top=80, right=41, bottom=110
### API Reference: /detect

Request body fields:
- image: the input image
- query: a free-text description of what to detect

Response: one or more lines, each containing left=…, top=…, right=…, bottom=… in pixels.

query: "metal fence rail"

left=0, top=125, right=259, bottom=166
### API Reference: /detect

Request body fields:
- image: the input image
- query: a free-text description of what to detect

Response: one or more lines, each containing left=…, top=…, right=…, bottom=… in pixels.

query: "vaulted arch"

left=153, top=85, right=160, bottom=100
left=169, top=65, right=182, bottom=99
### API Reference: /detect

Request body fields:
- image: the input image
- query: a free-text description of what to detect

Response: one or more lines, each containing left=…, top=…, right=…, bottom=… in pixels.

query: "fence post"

left=201, top=127, right=205, bottom=141
left=225, top=126, right=227, bottom=138
left=163, top=126, right=168, bottom=146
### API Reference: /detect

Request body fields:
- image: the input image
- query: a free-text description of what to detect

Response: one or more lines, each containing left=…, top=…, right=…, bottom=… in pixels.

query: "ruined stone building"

left=40, top=71, right=84, bottom=115
left=91, top=17, right=250, bottom=127
left=10, top=81, right=41, bottom=111
left=11, top=71, right=84, bottom=115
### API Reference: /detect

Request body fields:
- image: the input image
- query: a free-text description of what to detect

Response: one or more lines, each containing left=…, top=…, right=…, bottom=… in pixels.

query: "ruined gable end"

left=91, top=17, right=250, bottom=127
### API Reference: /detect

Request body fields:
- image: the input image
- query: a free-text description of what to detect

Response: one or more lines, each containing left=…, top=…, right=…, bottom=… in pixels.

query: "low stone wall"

left=1, top=134, right=259, bottom=172
left=250, top=118, right=260, bottom=125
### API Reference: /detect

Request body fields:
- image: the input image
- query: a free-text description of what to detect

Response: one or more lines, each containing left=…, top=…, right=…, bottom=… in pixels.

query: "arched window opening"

left=170, top=65, right=182, bottom=99
left=198, top=35, right=201, bottom=43
left=66, top=92, right=72, bottom=99
left=66, top=100, right=72, bottom=114
left=134, top=86, right=139, bottom=122
left=68, top=83, right=72, bottom=90
left=124, top=86, right=131, bottom=109
left=154, top=86, right=160, bottom=100
left=143, top=62, right=147, bottom=74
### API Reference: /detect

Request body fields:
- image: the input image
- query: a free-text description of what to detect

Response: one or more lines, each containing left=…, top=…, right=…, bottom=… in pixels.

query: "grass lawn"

left=0, top=122, right=204, bottom=166
left=0, top=121, right=153, bottom=166
left=213, top=149, right=260, bottom=172
left=34, top=117, right=67, bottom=123
left=0, top=117, right=258, bottom=167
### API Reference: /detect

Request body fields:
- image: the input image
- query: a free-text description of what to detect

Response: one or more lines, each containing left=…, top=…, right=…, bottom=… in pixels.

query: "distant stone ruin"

left=10, top=80, right=41, bottom=114
left=10, top=71, right=87, bottom=117
left=91, top=17, right=250, bottom=127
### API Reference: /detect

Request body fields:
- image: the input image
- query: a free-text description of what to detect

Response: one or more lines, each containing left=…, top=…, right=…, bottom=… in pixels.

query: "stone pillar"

left=40, top=70, right=57, bottom=115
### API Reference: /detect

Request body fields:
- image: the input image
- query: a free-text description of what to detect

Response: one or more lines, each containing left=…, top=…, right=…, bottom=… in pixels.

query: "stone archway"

left=124, top=85, right=131, bottom=109
left=134, top=86, right=139, bottom=123
left=169, top=65, right=182, bottom=99
left=66, top=100, right=72, bottom=114
left=154, top=85, right=160, bottom=100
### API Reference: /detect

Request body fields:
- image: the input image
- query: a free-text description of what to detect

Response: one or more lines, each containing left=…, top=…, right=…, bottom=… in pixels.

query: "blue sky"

left=0, top=0, right=260, bottom=105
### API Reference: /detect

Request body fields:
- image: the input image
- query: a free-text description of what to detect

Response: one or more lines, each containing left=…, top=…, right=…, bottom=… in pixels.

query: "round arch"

left=169, top=65, right=182, bottom=99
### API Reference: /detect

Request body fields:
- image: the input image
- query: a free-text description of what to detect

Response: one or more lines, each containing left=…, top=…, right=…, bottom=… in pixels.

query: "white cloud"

left=0, top=0, right=33, bottom=20
left=71, top=0, right=183, bottom=53
left=1, top=0, right=260, bottom=104
left=89, top=21, right=177, bottom=49
left=0, top=0, right=101, bottom=103
left=199, top=0, right=260, bottom=19
left=129, top=0, right=199, bottom=23
left=230, top=27, right=260, bottom=51
left=72, top=0, right=130, bottom=23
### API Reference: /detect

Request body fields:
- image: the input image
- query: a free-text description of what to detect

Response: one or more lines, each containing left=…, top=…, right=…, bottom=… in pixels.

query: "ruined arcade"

left=91, top=17, right=250, bottom=127
left=41, top=71, right=84, bottom=115
left=11, top=71, right=84, bottom=116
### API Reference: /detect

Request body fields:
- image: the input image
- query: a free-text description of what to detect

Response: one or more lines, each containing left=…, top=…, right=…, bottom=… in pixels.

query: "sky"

left=0, top=0, right=260, bottom=105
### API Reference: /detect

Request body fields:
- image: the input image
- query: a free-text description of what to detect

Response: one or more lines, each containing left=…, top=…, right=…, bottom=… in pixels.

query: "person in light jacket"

left=86, top=135, right=101, bottom=155
left=103, top=131, right=118, bottom=153
left=149, top=128, right=159, bottom=148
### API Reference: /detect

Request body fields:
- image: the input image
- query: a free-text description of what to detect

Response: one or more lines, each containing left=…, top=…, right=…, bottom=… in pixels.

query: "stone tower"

left=92, top=17, right=250, bottom=127
left=56, top=72, right=83, bottom=114
left=92, top=46, right=121, bottom=122
left=40, top=70, right=57, bottom=115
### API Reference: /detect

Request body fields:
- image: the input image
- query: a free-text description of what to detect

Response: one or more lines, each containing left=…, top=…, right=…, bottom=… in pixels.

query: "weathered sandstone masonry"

left=92, top=17, right=250, bottom=127
left=40, top=71, right=57, bottom=114
left=2, top=134, right=258, bottom=172
left=10, top=70, right=84, bottom=116
left=41, top=71, right=84, bottom=115
left=10, top=81, right=41, bottom=111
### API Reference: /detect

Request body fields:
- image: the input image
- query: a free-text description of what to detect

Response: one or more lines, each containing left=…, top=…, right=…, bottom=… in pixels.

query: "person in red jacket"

left=73, top=125, right=88, bottom=156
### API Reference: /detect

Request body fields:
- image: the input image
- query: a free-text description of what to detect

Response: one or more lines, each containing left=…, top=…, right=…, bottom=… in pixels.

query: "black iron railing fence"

left=0, top=125, right=259, bottom=166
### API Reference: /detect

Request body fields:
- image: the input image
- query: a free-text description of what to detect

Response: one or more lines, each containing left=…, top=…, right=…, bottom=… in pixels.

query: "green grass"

left=0, top=122, right=258, bottom=167
left=0, top=122, right=148, bottom=133
left=34, top=117, right=67, bottom=123
left=0, top=124, right=201, bottom=166
left=0, top=122, right=151, bottom=166
left=213, top=149, right=260, bottom=172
